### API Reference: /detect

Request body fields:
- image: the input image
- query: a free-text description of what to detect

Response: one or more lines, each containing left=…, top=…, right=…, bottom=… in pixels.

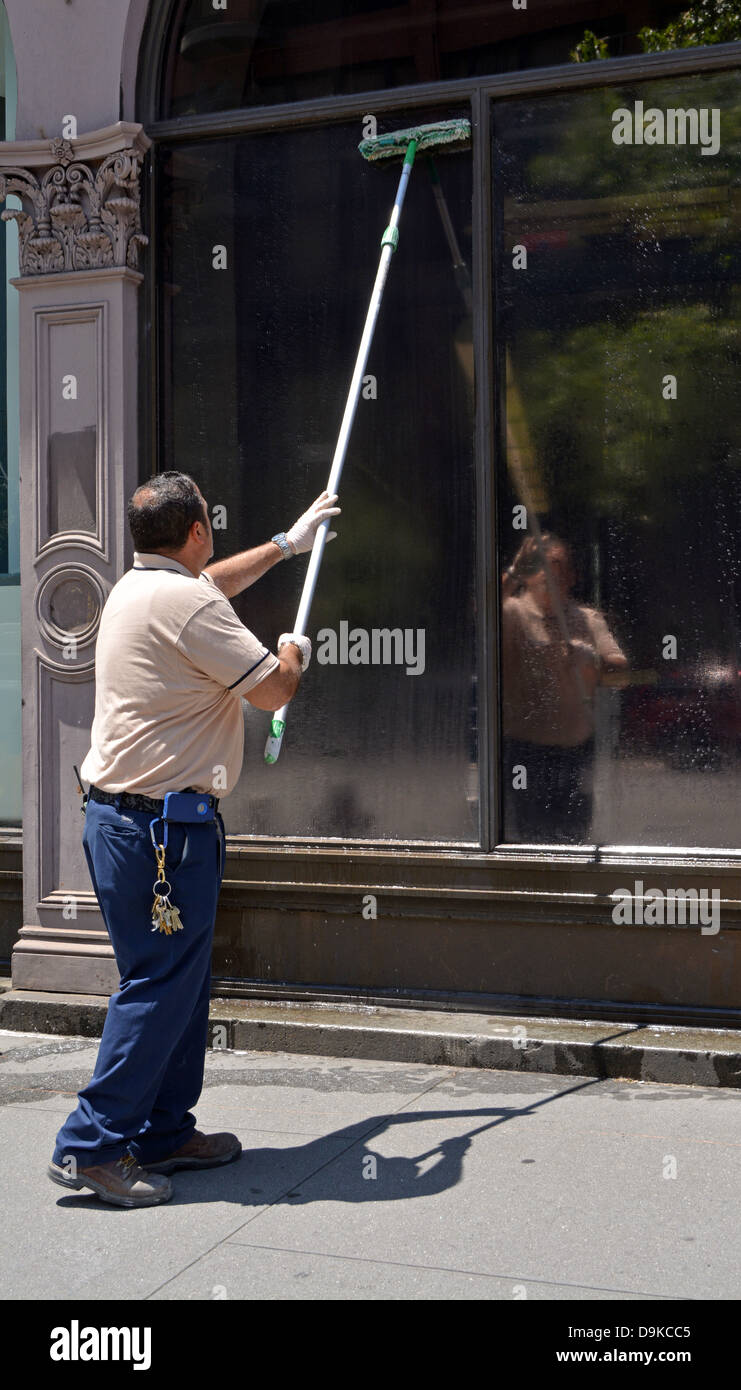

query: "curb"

left=1, top=988, right=741, bottom=1088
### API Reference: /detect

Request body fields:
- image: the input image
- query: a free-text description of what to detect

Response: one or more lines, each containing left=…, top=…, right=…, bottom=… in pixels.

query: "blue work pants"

left=53, top=797, right=226, bottom=1168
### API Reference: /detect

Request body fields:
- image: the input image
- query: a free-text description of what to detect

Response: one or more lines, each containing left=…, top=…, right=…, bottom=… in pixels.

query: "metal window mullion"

left=470, top=88, right=495, bottom=852
left=148, top=75, right=480, bottom=143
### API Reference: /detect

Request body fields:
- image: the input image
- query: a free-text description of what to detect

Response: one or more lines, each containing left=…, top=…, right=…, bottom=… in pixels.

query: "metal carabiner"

left=149, top=815, right=169, bottom=852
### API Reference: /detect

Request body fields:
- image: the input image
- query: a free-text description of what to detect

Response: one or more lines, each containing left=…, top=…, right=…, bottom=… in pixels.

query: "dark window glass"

left=494, top=70, right=741, bottom=849
left=164, top=0, right=667, bottom=118
left=159, top=112, right=476, bottom=841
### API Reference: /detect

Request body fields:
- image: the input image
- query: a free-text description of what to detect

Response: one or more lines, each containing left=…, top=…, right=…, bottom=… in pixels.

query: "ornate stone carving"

left=0, top=123, right=150, bottom=276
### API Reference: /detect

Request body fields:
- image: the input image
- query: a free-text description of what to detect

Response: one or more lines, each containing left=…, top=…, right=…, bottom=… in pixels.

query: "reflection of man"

left=501, top=534, right=627, bottom=843
left=49, top=472, right=339, bottom=1208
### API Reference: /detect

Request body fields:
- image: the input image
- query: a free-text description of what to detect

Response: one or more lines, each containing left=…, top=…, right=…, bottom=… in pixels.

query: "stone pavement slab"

left=0, top=1104, right=352, bottom=1300
left=220, top=1077, right=739, bottom=1301
left=149, top=1241, right=651, bottom=1301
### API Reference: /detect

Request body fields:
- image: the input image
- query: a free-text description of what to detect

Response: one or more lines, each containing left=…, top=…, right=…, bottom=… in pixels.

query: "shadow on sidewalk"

left=53, top=1070, right=610, bottom=1210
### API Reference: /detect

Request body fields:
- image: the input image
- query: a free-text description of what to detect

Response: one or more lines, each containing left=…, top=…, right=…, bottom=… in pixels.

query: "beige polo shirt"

left=80, top=552, right=280, bottom=798
left=502, top=591, right=626, bottom=747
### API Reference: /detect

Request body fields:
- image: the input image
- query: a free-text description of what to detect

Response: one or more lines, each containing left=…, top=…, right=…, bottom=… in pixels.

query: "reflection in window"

left=495, top=71, right=741, bottom=848
left=159, top=113, right=476, bottom=841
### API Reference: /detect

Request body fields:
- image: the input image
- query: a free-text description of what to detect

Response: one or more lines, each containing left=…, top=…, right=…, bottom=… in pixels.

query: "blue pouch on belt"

left=163, top=791, right=216, bottom=824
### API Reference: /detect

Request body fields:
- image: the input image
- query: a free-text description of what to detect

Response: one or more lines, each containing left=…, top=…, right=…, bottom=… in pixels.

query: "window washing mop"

left=264, top=117, right=472, bottom=764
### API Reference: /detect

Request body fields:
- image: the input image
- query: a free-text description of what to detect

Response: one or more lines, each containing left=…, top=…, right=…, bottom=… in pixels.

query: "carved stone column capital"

left=0, top=121, right=151, bottom=276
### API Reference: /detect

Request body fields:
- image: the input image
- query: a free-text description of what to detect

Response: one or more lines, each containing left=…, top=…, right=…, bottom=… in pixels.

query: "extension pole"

left=264, top=140, right=419, bottom=763
left=427, top=157, right=473, bottom=315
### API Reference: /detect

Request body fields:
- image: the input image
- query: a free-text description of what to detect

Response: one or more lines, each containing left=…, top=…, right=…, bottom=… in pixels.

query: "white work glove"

left=278, top=633, right=312, bottom=672
left=285, top=491, right=341, bottom=556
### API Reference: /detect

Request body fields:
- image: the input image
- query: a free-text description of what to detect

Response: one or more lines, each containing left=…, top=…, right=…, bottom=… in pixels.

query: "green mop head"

left=359, top=118, right=471, bottom=163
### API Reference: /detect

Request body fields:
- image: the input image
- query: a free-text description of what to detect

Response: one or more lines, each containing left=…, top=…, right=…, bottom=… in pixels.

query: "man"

left=48, top=471, right=340, bottom=1208
left=501, top=533, right=627, bottom=843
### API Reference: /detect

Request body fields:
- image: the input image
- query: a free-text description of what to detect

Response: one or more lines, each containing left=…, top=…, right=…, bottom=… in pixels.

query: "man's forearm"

left=205, top=541, right=284, bottom=599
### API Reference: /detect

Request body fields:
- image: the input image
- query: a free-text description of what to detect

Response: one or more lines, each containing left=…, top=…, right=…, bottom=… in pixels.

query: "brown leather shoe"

left=48, top=1153, right=173, bottom=1208
left=144, top=1129, right=242, bottom=1174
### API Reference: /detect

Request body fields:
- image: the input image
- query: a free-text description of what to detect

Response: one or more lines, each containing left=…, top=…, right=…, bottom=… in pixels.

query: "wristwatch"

left=271, top=532, right=293, bottom=560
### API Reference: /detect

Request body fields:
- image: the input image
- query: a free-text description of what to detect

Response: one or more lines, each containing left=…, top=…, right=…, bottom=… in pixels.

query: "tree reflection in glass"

left=495, top=70, right=741, bottom=848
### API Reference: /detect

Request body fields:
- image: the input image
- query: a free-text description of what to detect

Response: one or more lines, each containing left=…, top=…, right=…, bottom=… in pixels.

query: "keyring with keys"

left=149, top=819, right=184, bottom=935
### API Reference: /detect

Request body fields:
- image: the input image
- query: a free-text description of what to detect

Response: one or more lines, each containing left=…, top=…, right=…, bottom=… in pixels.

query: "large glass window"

left=159, top=111, right=477, bottom=840
left=155, top=1, right=741, bottom=853
left=495, top=69, right=741, bottom=849
left=0, top=0, right=19, bottom=828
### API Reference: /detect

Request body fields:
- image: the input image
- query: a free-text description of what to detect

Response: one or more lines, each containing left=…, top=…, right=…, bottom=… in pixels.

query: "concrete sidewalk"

left=2, top=1028, right=741, bottom=1300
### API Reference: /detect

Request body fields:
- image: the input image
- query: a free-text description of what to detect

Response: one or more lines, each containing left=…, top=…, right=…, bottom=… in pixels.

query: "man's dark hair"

left=509, top=532, right=572, bottom=580
left=127, top=472, right=207, bottom=553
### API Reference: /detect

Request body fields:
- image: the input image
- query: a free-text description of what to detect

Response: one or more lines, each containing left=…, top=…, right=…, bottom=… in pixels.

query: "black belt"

left=88, top=785, right=219, bottom=814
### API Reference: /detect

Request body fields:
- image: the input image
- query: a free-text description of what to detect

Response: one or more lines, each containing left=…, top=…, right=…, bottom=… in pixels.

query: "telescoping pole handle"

left=264, top=140, right=419, bottom=764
